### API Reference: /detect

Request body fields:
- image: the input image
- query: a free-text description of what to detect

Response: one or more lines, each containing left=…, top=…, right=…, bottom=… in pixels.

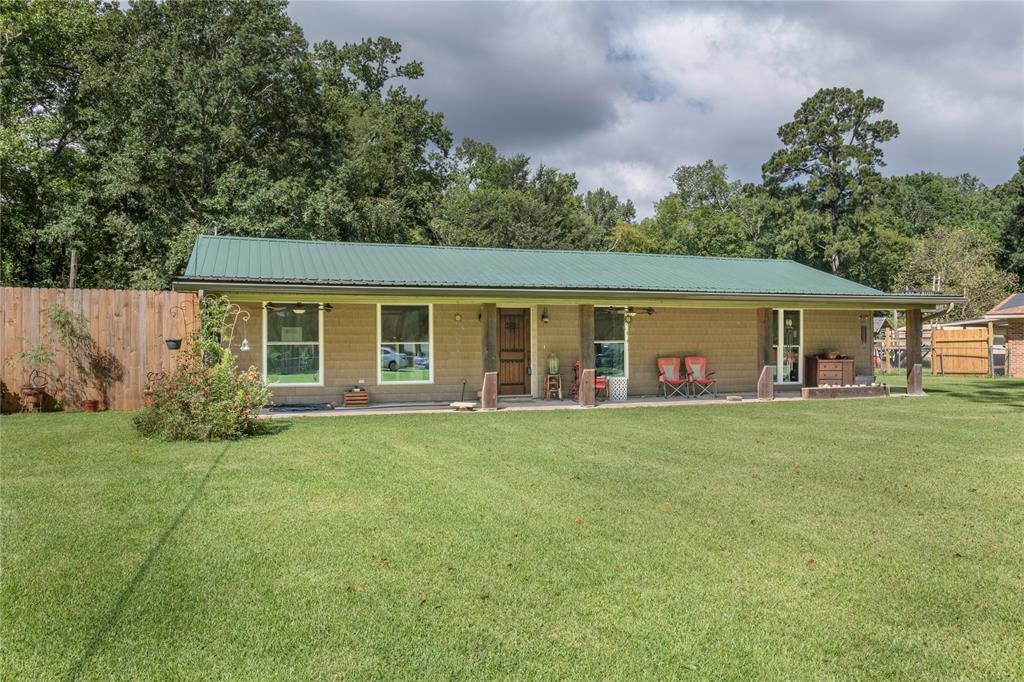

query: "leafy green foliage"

left=1, top=0, right=451, bottom=289
left=610, top=161, right=764, bottom=257
left=993, top=155, right=1024, bottom=282
left=763, top=87, right=900, bottom=276
left=133, top=297, right=269, bottom=440
left=431, top=139, right=608, bottom=250
left=895, top=226, right=1018, bottom=319
left=2, top=1, right=1019, bottom=311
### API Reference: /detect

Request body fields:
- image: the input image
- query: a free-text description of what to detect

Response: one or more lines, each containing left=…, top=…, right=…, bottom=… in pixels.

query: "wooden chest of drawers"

left=805, top=357, right=855, bottom=387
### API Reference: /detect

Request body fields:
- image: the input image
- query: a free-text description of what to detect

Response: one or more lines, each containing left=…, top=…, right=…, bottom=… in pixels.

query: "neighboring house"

left=172, top=236, right=963, bottom=404
left=873, top=315, right=894, bottom=338
left=984, top=294, right=1024, bottom=377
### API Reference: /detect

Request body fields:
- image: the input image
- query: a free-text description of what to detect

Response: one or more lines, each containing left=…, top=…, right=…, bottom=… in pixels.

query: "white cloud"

left=287, top=1, right=1024, bottom=218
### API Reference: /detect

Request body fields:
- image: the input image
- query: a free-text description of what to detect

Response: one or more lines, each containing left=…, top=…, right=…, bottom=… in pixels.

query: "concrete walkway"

left=260, top=391, right=842, bottom=418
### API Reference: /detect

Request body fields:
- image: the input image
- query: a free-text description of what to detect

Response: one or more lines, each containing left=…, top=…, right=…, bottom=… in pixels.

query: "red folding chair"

left=571, top=360, right=608, bottom=401
left=657, top=357, right=688, bottom=398
left=684, top=356, right=718, bottom=398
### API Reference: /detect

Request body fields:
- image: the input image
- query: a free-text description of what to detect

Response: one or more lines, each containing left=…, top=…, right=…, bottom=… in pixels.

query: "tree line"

left=2, top=0, right=1021, bottom=318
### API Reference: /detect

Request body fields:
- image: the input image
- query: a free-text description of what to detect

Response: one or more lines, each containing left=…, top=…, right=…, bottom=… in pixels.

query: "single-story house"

left=172, top=236, right=964, bottom=404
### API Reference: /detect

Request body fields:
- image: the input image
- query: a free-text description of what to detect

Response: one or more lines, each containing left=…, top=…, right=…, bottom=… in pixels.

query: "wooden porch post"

left=481, top=303, right=498, bottom=374
left=905, top=308, right=925, bottom=396
left=756, top=308, right=774, bottom=400
left=479, top=304, right=499, bottom=409
left=578, top=305, right=595, bottom=406
left=578, top=305, right=594, bottom=369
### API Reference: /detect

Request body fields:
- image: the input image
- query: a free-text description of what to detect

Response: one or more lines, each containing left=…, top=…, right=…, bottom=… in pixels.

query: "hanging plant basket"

left=165, top=338, right=182, bottom=350
left=81, top=399, right=100, bottom=412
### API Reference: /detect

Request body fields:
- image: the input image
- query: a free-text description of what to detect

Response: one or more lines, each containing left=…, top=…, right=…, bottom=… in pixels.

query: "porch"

left=228, top=300, right=924, bottom=408
left=261, top=385, right=908, bottom=418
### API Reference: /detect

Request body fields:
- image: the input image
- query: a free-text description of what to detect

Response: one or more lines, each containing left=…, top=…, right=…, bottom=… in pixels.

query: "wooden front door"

left=498, top=308, right=531, bottom=395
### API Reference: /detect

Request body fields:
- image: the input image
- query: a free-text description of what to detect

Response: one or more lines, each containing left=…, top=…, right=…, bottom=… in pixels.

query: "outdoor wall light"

left=541, top=307, right=550, bottom=324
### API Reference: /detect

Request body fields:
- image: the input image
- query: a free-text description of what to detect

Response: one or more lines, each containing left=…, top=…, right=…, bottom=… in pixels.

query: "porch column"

left=756, top=308, right=774, bottom=400
left=481, top=303, right=498, bottom=374
left=905, top=308, right=925, bottom=396
left=578, top=305, right=594, bottom=369
left=577, top=305, right=596, bottom=406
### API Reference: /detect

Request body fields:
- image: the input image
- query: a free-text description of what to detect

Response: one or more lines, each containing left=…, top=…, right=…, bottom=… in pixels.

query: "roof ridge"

left=195, top=234, right=791, bottom=264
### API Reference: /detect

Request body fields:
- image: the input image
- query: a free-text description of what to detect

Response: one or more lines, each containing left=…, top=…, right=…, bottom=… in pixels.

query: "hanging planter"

left=165, top=338, right=182, bottom=350
left=80, top=399, right=100, bottom=412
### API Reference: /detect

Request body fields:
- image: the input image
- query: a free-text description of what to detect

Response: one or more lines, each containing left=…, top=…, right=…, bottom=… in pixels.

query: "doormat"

left=267, top=403, right=333, bottom=413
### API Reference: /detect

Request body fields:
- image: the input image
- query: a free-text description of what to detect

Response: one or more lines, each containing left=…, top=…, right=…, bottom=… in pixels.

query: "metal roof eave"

left=171, top=278, right=966, bottom=307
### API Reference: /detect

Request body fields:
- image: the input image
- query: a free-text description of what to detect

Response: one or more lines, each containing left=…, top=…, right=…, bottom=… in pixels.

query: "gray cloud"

left=288, top=1, right=1024, bottom=216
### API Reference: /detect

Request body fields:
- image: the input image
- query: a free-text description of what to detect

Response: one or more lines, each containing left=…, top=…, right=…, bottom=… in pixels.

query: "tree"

left=763, top=87, right=899, bottom=276
left=0, top=0, right=101, bottom=286
left=670, top=159, right=743, bottom=211
left=613, top=160, right=757, bottom=258
left=582, top=188, right=635, bottom=235
left=1, top=0, right=451, bottom=289
left=431, top=140, right=601, bottom=250
left=896, top=225, right=1018, bottom=320
left=993, top=155, right=1024, bottom=282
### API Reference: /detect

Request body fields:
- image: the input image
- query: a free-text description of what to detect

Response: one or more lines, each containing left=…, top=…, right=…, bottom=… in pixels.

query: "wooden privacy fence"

left=931, top=328, right=990, bottom=375
left=1, top=288, right=197, bottom=412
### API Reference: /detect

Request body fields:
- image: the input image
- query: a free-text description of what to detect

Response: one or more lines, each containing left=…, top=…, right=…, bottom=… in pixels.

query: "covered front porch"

left=221, top=296, right=929, bottom=409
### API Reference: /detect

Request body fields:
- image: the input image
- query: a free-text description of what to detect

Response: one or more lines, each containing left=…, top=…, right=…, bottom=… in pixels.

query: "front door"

left=498, top=308, right=531, bottom=395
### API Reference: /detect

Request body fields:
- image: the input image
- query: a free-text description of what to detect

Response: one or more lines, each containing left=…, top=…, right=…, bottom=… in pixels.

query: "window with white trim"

left=379, top=305, right=432, bottom=383
left=771, top=309, right=802, bottom=383
left=264, top=306, right=322, bottom=385
left=594, top=308, right=627, bottom=377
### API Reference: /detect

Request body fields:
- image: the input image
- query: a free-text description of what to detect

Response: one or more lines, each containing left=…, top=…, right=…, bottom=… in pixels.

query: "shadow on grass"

left=252, top=419, right=292, bottom=438
left=917, top=379, right=1024, bottom=409
left=66, top=443, right=231, bottom=681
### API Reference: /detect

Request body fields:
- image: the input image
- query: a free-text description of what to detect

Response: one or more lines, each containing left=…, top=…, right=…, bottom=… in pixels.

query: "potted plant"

left=165, top=338, right=182, bottom=350
left=4, top=344, right=55, bottom=411
left=48, top=303, right=123, bottom=412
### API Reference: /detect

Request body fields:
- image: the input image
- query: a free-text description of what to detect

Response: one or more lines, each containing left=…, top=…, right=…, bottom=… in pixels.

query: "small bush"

left=134, top=298, right=270, bottom=441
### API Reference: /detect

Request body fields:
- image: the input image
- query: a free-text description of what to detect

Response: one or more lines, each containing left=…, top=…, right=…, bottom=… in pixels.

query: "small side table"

left=543, top=373, right=563, bottom=400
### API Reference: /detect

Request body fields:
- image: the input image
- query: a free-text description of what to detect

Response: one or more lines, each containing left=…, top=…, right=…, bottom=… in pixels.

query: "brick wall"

left=627, top=308, right=759, bottom=394
left=230, top=302, right=482, bottom=405
left=229, top=299, right=877, bottom=403
left=535, top=305, right=580, bottom=393
left=1007, top=319, right=1024, bottom=378
left=802, top=309, right=874, bottom=377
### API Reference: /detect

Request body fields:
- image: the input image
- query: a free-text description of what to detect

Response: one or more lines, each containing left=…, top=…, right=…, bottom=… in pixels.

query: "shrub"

left=133, top=297, right=270, bottom=440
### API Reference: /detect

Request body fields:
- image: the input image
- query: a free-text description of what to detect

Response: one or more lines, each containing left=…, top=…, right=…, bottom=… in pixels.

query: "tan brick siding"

left=535, top=305, right=580, bottom=394
left=229, top=302, right=482, bottom=405
left=802, top=309, right=874, bottom=377
left=1007, top=320, right=1024, bottom=378
left=627, top=308, right=759, bottom=394
left=227, top=299, right=875, bottom=403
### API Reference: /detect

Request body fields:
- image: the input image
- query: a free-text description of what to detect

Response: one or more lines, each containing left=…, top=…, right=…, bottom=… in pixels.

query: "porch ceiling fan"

left=600, top=306, right=656, bottom=316
left=264, top=302, right=334, bottom=314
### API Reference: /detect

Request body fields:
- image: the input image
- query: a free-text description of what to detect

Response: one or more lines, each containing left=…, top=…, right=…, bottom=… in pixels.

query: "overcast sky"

left=288, top=1, right=1024, bottom=216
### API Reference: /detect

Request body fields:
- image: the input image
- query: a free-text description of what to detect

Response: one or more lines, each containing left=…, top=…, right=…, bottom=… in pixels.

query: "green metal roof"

left=178, top=235, right=950, bottom=301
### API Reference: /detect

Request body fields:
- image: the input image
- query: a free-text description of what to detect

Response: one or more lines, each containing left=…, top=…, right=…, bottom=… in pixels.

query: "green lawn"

left=2, top=376, right=1022, bottom=680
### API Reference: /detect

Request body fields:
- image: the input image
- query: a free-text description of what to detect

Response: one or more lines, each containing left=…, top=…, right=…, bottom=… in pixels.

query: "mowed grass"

left=1, top=376, right=1022, bottom=680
